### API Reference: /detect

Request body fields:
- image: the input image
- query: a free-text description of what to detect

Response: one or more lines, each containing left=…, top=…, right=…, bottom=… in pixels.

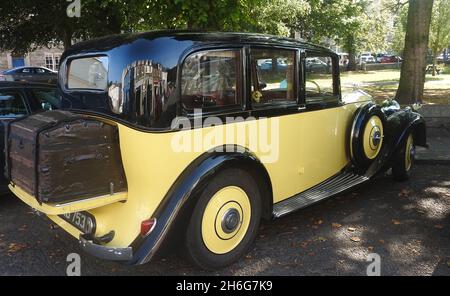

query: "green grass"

left=442, top=65, right=450, bottom=75
left=339, top=69, right=450, bottom=104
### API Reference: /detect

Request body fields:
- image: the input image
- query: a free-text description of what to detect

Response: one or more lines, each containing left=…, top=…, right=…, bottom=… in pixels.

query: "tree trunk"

left=395, top=0, right=434, bottom=105
left=344, top=34, right=357, bottom=71
left=63, top=29, right=72, bottom=50
left=432, top=54, right=437, bottom=76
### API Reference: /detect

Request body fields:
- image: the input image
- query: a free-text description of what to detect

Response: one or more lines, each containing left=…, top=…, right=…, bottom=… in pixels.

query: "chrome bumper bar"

left=79, top=236, right=133, bottom=261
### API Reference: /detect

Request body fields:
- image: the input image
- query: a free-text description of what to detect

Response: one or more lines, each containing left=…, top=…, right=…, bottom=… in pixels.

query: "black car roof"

left=0, top=81, right=56, bottom=88
left=65, top=30, right=336, bottom=56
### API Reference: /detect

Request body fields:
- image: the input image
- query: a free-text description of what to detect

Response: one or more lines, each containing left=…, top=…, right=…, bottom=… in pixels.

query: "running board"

left=272, top=172, right=369, bottom=218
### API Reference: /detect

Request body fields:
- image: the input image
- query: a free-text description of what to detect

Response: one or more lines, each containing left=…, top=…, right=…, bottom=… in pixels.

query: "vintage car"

left=5, top=31, right=426, bottom=270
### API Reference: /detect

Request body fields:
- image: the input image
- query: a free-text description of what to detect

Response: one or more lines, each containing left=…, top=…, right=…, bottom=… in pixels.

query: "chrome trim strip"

left=52, top=191, right=128, bottom=208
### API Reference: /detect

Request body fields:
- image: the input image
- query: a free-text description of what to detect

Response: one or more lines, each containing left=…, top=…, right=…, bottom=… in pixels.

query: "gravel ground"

left=0, top=164, right=448, bottom=276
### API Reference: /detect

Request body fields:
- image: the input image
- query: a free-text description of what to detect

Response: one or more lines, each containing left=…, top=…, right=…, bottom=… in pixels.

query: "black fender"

left=386, top=107, right=427, bottom=151
left=364, top=107, right=427, bottom=177
left=128, top=145, right=272, bottom=265
left=350, top=102, right=387, bottom=170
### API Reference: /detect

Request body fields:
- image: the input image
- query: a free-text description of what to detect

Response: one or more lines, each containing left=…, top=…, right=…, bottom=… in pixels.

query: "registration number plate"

left=59, top=211, right=95, bottom=234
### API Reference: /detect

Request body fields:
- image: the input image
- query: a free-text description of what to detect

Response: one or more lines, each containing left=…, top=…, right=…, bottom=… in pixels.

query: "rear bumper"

left=79, top=236, right=133, bottom=261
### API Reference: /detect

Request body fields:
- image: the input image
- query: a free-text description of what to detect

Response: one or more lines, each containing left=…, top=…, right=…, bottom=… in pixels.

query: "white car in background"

left=359, top=52, right=375, bottom=63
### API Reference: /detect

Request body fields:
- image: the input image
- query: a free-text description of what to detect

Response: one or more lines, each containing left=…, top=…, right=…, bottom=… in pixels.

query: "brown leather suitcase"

left=7, top=110, right=127, bottom=203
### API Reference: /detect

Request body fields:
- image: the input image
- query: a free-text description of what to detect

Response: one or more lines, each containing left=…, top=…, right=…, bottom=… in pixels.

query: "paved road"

left=0, top=164, right=448, bottom=276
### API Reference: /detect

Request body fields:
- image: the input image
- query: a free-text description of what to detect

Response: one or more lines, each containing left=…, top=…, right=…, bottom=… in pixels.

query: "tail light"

left=140, top=218, right=157, bottom=236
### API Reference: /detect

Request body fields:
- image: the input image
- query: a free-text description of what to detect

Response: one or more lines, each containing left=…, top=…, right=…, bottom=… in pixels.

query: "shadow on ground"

left=0, top=164, right=448, bottom=275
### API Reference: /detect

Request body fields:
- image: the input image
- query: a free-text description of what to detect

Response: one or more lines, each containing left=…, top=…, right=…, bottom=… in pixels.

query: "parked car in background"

left=258, top=58, right=288, bottom=71
left=0, top=81, right=59, bottom=193
left=380, top=55, right=403, bottom=63
left=0, top=66, right=57, bottom=84
left=359, top=52, right=375, bottom=63
left=305, top=57, right=330, bottom=73
left=376, top=53, right=387, bottom=63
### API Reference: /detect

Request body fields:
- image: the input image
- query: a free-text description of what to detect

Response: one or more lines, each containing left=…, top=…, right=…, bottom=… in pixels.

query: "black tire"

left=392, top=132, right=415, bottom=181
left=185, top=168, right=262, bottom=270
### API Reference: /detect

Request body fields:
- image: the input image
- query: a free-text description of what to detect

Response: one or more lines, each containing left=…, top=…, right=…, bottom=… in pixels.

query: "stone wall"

left=0, top=46, right=63, bottom=71
left=418, top=104, right=450, bottom=129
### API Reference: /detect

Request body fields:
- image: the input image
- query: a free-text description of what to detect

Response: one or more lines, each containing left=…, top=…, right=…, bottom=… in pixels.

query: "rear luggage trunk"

left=6, top=110, right=127, bottom=203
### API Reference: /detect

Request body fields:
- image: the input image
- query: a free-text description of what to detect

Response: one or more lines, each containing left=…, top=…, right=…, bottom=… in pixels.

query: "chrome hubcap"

left=372, top=130, right=382, bottom=147
left=221, top=208, right=240, bottom=233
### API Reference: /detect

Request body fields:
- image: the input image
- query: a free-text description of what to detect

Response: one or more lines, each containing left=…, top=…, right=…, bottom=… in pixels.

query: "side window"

left=21, top=68, right=31, bottom=73
left=250, top=48, right=296, bottom=106
left=181, top=49, right=242, bottom=110
left=0, top=90, right=27, bottom=117
left=31, top=88, right=60, bottom=110
left=35, top=68, right=46, bottom=74
left=305, top=52, right=336, bottom=103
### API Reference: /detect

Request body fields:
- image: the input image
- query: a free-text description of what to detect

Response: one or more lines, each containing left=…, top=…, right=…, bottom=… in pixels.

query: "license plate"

left=59, top=211, right=96, bottom=234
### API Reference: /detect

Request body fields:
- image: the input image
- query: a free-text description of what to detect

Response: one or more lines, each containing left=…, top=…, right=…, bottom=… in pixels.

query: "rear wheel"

left=185, top=168, right=262, bottom=270
left=392, top=133, right=415, bottom=181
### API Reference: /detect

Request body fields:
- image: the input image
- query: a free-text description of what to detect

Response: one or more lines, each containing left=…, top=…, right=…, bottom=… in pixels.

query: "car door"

left=248, top=46, right=304, bottom=202
left=297, top=50, right=351, bottom=191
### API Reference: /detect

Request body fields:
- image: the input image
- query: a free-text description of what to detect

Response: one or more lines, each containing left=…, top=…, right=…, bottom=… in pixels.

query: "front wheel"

left=185, top=168, right=262, bottom=270
left=392, top=133, right=415, bottom=181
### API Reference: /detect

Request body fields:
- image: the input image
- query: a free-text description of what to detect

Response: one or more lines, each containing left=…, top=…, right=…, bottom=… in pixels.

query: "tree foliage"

left=0, top=0, right=149, bottom=54
left=429, top=0, right=450, bottom=74
left=0, top=0, right=432, bottom=71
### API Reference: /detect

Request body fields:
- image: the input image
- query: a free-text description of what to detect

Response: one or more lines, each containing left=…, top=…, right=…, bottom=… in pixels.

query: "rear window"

left=0, top=90, right=27, bottom=117
left=67, top=56, right=108, bottom=90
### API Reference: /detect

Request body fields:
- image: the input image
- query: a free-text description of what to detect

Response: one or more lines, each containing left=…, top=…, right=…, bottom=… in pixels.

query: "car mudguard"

left=128, top=145, right=272, bottom=265
left=364, top=106, right=427, bottom=177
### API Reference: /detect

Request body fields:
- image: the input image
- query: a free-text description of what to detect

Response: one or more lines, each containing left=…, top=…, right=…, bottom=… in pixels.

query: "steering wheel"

left=305, top=80, right=321, bottom=93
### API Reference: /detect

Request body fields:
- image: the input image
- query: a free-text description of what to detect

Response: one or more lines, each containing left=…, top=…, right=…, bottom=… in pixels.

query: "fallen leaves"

left=347, top=227, right=356, bottom=232
left=392, top=219, right=401, bottom=225
left=434, top=224, right=444, bottom=229
left=331, top=222, right=342, bottom=229
left=379, top=239, right=385, bottom=244
left=7, top=242, right=27, bottom=254
left=350, top=237, right=361, bottom=242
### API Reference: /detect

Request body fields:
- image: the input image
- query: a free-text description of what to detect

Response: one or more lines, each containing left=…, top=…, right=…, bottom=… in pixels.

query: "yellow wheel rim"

left=363, top=116, right=384, bottom=159
left=201, top=186, right=251, bottom=254
left=405, top=134, right=414, bottom=171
